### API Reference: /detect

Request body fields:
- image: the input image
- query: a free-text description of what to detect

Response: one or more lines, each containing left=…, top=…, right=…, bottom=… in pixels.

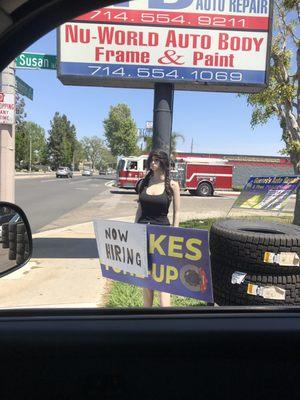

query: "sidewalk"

left=15, top=171, right=82, bottom=179
left=0, top=221, right=109, bottom=309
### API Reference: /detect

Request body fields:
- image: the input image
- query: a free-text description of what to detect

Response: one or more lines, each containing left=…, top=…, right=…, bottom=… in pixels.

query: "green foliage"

left=47, top=112, right=77, bottom=169
left=244, top=0, right=300, bottom=223
left=15, top=121, right=47, bottom=166
left=245, top=0, right=299, bottom=158
left=106, top=282, right=205, bottom=308
left=81, top=136, right=104, bottom=169
left=103, top=103, right=139, bottom=156
left=73, top=140, right=85, bottom=170
left=98, top=147, right=117, bottom=169
left=140, top=131, right=185, bottom=153
left=15, top=93, right=26, bottom=128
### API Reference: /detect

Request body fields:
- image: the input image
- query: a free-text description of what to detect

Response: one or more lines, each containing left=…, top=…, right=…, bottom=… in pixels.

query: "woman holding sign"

left=135, top=150, right=180, bottom=307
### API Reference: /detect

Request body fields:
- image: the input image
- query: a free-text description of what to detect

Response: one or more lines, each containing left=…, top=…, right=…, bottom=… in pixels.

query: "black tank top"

left=138, top=186, right=171, bottom=226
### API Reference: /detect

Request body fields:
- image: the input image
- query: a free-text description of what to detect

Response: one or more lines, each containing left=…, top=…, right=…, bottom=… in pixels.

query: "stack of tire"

left=210, top=219, right=300, bottom=306
left=2, top=222, right=29, bottom=265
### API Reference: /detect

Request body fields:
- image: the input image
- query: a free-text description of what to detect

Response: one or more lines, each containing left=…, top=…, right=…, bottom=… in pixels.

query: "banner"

left=94, top=220, right=148, bottom=276
left=58, top=0, right=273, bottom=93
left=100, top=224, right=214, bottom=302
left=232, top=176, right=300, bottom=211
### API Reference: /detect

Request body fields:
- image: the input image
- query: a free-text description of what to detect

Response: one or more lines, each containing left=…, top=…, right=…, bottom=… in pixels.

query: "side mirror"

left=0, top=202, right=32, bottom=277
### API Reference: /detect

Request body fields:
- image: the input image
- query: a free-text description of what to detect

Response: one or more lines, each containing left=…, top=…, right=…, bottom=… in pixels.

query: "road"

left=15, top=175, right=296, bottom=234
left=16, top=175, right=113, bottom=233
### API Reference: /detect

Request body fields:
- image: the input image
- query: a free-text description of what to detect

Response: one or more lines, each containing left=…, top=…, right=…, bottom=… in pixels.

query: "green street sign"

left=16, top=52, right=57, bottom=70
left=16, top=76, right=33, bottom=101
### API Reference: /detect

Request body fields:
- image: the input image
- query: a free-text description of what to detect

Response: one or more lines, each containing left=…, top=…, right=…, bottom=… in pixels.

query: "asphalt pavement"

left=16, top=174, right=114, bottom=233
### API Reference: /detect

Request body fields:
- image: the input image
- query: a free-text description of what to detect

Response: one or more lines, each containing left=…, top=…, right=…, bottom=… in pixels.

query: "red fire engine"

left=116, top=155, right=233, bottom=196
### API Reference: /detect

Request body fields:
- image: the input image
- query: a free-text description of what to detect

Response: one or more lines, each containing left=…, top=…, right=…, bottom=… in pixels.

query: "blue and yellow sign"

left=101, top=225, right=213, bottom=302
left=233, top=176, right=300, bottom=211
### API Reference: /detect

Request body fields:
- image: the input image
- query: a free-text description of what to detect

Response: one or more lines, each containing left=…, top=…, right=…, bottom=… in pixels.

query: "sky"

left=16, top=29, right=284, bottom=157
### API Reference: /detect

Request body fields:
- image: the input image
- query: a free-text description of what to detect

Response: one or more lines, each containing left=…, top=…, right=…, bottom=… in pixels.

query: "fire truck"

left=116, top=155, right=233, bottom=196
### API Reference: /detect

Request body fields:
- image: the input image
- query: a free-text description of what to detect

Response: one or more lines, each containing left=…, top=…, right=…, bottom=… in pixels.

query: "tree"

left=15, top=93, right=26, bottom=127
left=245, top=0, right=300, bottom=224
left=15, top=121, right=47, bottom=167
left=97, top=147, right=117, bottom=170
left=15, top=94, right=27, bottom=167
left=103, top=103, right=139, bottom=156
left=81, top=136, right=104, bottom=170
left=139, top=131, right=184, bottom=154
left=73, top=140, right=85, bottom=170
left=47, top=112, right=77, bottom=169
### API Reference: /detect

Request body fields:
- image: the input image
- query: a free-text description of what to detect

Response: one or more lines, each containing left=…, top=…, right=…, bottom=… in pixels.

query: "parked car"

left=99, top=169, right=107, bottom=175
left=82, top=169, right=93, bottom=176
left=56, top=167, right=73, bottom=178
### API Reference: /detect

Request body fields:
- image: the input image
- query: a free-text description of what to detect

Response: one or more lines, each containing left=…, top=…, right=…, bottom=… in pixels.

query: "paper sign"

left=0, top=92, right=15, bottom=125
left=94, top=220, right=148, bottom=277
left=264, top=251, right=300, bottom=267
left=231, top=271, right=247, bottom=285
left=247, top=283, right=286, bottom=300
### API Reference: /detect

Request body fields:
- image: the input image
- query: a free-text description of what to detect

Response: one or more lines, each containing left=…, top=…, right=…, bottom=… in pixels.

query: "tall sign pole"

left=0, top=62, right=15, bottom=202
left=152, top=83, right=174, bottom=156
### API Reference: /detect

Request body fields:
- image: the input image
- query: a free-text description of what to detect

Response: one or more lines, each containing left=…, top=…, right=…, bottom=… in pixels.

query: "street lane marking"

left=105, top=180, right=115, bottom=187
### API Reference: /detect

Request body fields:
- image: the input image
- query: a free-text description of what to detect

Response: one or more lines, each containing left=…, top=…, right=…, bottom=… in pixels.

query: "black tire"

left=8, top=249, right=16, bottom=260
left=2, top=240, right=9, bottom=249
left=8, top=232, right=16, bottom=242
left=16, top=233, right=25, bottom=243
left=9, top=240, right=16, bottom=250
left=195, top=182, right=213, bottom=196
left=211, top=261, right=300, bottom=306
left=17, top=243, right=25, bottom=254
left=188, top=190, right=196, bottom=196
left=16, top=254, right=25, bottom=264
left=17, top=223, right=25, bottom=234
left=2, top=224, right=9, bottom=248
left=210, top=219, right=300, bottom=274
left=9, top=223, right=17, bottom=234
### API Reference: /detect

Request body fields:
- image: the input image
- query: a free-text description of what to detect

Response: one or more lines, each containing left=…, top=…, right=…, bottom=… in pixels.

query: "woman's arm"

left=134, top=201, right=142, bottom=223
left=171, top=180, right=180, bottom=227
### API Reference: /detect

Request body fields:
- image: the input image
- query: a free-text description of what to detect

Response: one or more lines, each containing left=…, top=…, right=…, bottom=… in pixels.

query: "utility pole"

left=152, top=83, right=174, bottom=156
left=29, top=133, right=32, bottom=172
left=0, top=62, right=15, bottom=202
left=191, top=138, right=194, bottom=153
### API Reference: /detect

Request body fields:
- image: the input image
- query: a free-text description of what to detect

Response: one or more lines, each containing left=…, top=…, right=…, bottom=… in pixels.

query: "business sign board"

left=97, top=223, right=213, bottom=302
left=232, top=176, right=300, bottom=211
left=16, top=52, right=57, bottom=70
left=0, top=92, right=15, bottom=125
left=58, top=0, right=273, bottom=93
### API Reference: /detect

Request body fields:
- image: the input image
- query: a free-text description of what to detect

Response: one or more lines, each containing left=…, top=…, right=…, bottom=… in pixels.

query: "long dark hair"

left=139, top=150, right=172, bottom=199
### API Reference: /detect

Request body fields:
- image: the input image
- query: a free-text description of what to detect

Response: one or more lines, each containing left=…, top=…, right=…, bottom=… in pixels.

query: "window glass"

left=4, top=0, right=299, bottom=310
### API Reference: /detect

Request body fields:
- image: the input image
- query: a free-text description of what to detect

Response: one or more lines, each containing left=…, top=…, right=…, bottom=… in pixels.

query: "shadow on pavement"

left=33, top=238, right=99, bottom=259
left=110, top=190, right=137, bottom=195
